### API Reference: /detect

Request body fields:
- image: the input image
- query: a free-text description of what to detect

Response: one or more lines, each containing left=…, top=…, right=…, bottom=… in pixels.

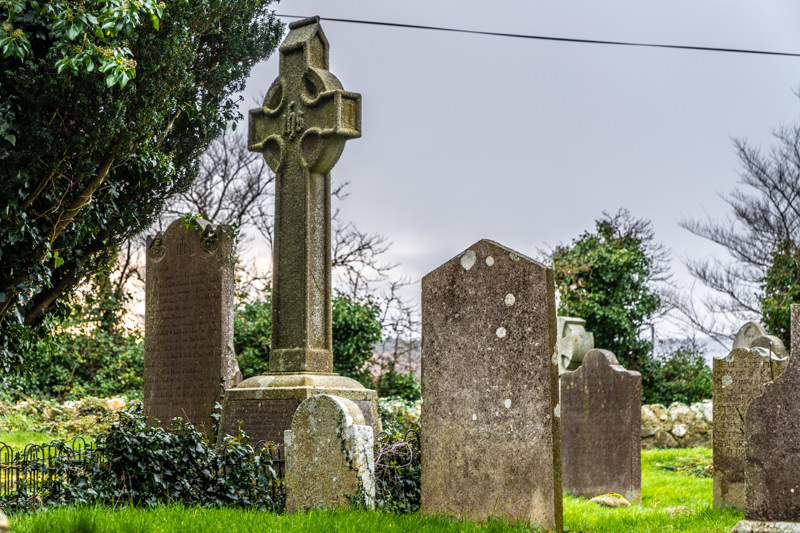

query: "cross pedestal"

left=218, top=17, right=379, bottom=445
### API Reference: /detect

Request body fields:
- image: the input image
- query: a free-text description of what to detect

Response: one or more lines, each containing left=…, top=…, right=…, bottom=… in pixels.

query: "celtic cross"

left=248, top=17, right=361, bottom=373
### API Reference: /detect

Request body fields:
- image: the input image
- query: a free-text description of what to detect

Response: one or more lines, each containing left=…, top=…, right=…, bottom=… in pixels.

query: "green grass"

left=12, top=506, right=538, bottom=533
left=0, top=429, right=54, bottom=449
left=563, top=447, right=742, bottom=532
left=5, top=448, right=743, bottom=532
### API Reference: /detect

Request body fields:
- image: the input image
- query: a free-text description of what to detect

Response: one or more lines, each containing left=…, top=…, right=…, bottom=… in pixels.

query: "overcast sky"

left=237, top=1, right=800, bottom=349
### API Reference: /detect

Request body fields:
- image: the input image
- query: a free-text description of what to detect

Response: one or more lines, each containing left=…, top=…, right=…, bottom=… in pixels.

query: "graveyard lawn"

left=564, top=447, right=742, bottom=533
left=8, top=448, right=742, bottom=533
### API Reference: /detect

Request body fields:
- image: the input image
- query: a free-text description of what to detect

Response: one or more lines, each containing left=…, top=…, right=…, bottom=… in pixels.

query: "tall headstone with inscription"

left=730, top=305, right=800, bottom=532
left=713, top=346, right=788, bottom=510
left=284, top=394, right=375, bottom=512
left=144, top=219, right=238, bottom=439
left=421, top=239, right=562, bottom=530
left=560, top=349, right=641, bottom=503
left=218, top=17, right=379, bottom=445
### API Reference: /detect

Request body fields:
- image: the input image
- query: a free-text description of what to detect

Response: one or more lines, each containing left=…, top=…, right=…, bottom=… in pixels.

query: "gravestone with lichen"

left=144, top=218, right=238, bottom=439
left=218, top=17, right=379, bottom=446
left=420, top=239, right=562, bottom=529
left=713, top=346, right=788, bottom=511
left=560, top=348, right=641, bottom=503
left=729, top=305, right=800, bottom=531
left=284, top=394, right=375, bottom=511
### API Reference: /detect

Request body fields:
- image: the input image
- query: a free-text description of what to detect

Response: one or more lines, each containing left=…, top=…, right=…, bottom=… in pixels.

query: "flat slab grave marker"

left=420, top=239, right=562, bottom=530
left=560, top=349, right=641, bottom=503
left=219, top=16, right=378, bottom=446
left=732, top=305, right=800, bottom=530
left=284, top=394, right=375, bottom=512
left=144, top=219, right=237, bottom=439
left=713, top=346, right=788, bottom=510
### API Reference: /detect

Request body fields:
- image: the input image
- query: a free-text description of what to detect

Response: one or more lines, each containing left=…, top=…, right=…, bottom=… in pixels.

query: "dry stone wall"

left=641, top=400, right=713, bottom=449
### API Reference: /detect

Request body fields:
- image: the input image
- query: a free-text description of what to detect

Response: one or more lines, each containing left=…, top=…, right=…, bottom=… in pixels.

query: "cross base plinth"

left=217, top=373, right=380, bottom=446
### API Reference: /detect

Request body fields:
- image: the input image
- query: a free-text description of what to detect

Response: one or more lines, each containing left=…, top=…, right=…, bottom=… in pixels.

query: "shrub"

left=374, top=424, right=420, bottom=513
left=374, top=370, right=420, bottom=403
left=642, top=340, right=712, bottom=405
left=1, top=403, right=283, bottom=513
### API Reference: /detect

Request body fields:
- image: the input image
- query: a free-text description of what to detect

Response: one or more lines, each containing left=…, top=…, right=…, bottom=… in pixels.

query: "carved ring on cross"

left=251, top=67, right=359, bottom=175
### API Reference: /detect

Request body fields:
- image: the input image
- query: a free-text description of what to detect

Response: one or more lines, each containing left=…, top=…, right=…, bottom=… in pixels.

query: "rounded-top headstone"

left=732, top=321, right=768, bottom=350
left=284, top=394, right=374, bottom=512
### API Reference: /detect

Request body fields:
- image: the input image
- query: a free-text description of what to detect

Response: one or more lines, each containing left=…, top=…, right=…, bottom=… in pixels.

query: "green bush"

left=642, top=340, right=712, bottom=405
left=1, top=403, right=283, bottom=512
left=374, top=424, right=420, bottom=514
left=2, top=324, right=144, bottom=403
left=374, top=370, right=420, bottom=403
left=234, top=293, right=383, bottom=384
left=233, top=297, right=272, bottom=378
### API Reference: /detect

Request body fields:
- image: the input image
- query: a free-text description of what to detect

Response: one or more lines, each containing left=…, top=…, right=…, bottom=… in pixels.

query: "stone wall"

left=641, top=400, right=712, bottom=449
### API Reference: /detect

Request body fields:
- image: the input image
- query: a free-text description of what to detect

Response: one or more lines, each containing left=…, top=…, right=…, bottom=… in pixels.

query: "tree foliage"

left=760, top=241, right=800, bottom=348
left=678, top=122, right=800, bottom=344
left=0, top=0, right=283, bottom=372
left=641, top=338, right=713, bottom=405
left=551, top=209, right=667, bottom=371
left=233, top=293, right=383, bottom=385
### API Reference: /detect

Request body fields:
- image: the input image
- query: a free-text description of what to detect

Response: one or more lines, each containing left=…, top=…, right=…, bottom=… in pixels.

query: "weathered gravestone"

left=560, top=349, right=641, bottom=503
left=730, top=305, right=800, bottom=531
left=421, top=240, right=562, bottom=529
left=554, top=316, right=594, bottom=375
left=284, top=394, right=375, bottom=511
left=219, top=17, right=378, bottom=446
left=732, top=320, right=787, bottom=356
left=144, top=219, right=238, bottom=439
left=713, top=346, right=788, bottom=510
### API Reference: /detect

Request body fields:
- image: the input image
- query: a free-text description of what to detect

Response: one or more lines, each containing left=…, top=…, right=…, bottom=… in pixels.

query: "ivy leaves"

left=2, top=0, right=165, bottom=88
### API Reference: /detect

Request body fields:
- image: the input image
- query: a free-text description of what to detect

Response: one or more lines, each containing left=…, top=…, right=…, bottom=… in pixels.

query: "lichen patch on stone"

left=505, top=294, right=516, bottom=306
left=496, top=327, right=507, bottom=338
left=485, top=256, right=495, bottom=266
left=461, top=250, right=477, bottom=271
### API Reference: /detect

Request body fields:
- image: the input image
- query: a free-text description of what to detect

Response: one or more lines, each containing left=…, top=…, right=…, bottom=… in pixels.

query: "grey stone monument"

left=713, top=346, right=788, bottom=510
left=284, top=394, right=375, bottom=512
left=554, top=316, right=594, bottom=375
left=731, top=305, right=800, bottom=531
left=218, top=17, right=378, bottom=445
left=144, top=218, right=238, bottom=439
left=560, top=349, right=641, bottom=503
left=420, top=239, right=562, bottom=530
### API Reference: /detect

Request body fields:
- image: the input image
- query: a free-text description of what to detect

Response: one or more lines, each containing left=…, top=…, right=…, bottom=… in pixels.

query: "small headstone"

left=733, top=321, right=768, bottom=350
left=555, top=316, right=595, bottom=374
left=713, top=346, right=788, bottom=510
left=144, top=219, right=238, bottom=438
left=421, top=240, right=562, bottom=529
left=284, top=394, right=375, bottom=512
left=739, top=304, right=800, bottom=525
left=560, top=349, right=641, bottom=503
left=0, top=509, right=8, bottom=533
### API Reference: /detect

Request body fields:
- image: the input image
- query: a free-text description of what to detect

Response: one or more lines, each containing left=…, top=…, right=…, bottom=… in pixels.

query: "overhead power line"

left=276, top=14, right=800, bottom=58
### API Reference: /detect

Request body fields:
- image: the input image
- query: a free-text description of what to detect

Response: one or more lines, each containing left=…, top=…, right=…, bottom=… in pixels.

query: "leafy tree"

left=551, top=209, right=667, bottom=372
left=3, top=260, right=144, bottom=401
left=641, top=338, right=712, bottom=405
left=233, top=292, right=383, bottom=385
left=760, top=241, right=800, bottom=348
left=0, top=0, right=283, bottom=372
left=678, top=121, right=800, bottom=344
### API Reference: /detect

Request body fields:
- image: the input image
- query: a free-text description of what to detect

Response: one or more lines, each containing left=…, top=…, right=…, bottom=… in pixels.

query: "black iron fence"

left=0, top=437, right=285, bottom=501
